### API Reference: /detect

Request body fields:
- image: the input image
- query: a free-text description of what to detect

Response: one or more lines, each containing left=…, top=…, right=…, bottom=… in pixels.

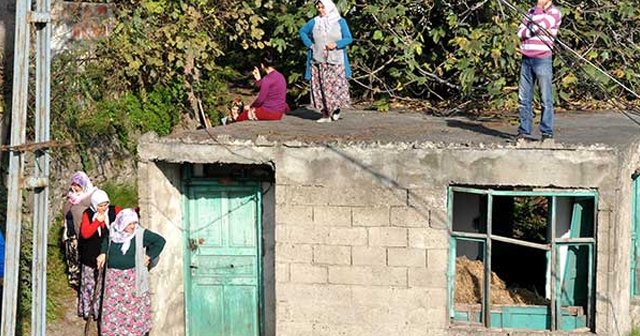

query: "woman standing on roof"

left=77, top=189, right=121, bottom=321
left=299, top=0, right=353, bottom=123
left=97, top=208, right=165, bottom=336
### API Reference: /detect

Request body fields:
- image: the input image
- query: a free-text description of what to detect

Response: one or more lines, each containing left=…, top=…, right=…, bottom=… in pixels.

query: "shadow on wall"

left=324, top=144, right=431, bottom=223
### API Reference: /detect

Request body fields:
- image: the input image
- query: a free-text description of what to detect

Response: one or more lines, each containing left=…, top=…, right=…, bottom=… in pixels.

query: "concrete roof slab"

left=149, top=109, right=640, bottom=151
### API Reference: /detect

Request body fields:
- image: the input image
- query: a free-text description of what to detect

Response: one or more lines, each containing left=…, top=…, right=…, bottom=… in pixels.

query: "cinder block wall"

left=138, top=137, right=638, bottom=335
left=274, top=184, right=448, bottom=336
left=269, top=146, right=621, bottom=336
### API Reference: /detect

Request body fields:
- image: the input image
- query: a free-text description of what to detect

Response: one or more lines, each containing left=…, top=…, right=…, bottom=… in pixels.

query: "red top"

left=80, top=206, right=122, bottom=238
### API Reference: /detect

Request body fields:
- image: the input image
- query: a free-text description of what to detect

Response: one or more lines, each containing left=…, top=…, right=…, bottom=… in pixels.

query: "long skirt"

left=77, top=264, right=101, bottom=319
left=311, top=63, right=351, bottom=117
left=101, top=268, right=152, bottom=336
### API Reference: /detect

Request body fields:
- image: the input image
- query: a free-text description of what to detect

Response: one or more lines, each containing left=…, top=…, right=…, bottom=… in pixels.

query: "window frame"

left=447, top=186, right=597, bottom=331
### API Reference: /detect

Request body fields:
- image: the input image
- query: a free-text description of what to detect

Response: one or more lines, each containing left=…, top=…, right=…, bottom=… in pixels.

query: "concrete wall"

left=617, top=142, right=640, bottom=330
left=138, top=136, right=639, bottom=336
left=138, top=161, right=185, bottom=335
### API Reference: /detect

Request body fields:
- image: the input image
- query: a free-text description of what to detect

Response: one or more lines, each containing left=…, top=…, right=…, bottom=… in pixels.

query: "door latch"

left=188, top=239, right=199, bottom=252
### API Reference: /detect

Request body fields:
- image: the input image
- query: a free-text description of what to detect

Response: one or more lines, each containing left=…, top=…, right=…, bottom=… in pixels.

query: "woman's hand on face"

left=97, top=253, right=106, bottom=270
left=325, top=42, right=337, bottom=50
left=252, top=66, right=261, bottom=81
left=96, top=212, right=106, bottom=222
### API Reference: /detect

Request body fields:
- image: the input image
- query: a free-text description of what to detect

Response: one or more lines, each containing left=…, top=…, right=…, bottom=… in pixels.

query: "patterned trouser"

left=78, top=264, right=102, bottom=319
left=64, top=238, right=81, bottom=288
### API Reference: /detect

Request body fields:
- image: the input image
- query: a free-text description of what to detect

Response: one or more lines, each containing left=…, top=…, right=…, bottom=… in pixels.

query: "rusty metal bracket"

left=23, top=176, right=49, bottom=190
left=0, top=140, right=73, bottom=152
left=28, top=11, right=51, bottom=23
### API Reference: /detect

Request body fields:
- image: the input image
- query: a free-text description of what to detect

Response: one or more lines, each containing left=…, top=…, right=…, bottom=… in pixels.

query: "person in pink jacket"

left=515, top=0, right=562, bottom=142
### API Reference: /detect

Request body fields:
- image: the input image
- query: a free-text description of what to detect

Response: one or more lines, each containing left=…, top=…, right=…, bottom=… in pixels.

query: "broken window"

left=448, top=187, right=596, bottom=332
left=632, top=176, right=640, bottom=297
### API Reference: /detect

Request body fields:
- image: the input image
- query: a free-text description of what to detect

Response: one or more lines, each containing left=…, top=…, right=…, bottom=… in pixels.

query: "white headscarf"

left=109, top=208, right=150, bottom=297
left=90, top=189, right=110, bottom=212
left=316, top=0, right=341, bottom=34
left=90, top=189, right=110, bottom=235
left=110, top=208, right=139, bottom=255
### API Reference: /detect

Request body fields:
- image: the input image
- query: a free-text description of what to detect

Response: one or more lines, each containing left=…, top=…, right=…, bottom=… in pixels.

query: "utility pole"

left=1, top=0, right=52, bottom=334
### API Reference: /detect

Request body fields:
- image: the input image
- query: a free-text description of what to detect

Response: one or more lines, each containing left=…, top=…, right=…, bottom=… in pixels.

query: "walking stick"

left=85, top=240, right=111, bottom=336
left=84, top=266, right=103, bottom=336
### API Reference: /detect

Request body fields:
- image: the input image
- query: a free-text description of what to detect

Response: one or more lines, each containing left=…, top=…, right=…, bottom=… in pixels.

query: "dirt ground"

left=46, top=293, right=99, bottom=336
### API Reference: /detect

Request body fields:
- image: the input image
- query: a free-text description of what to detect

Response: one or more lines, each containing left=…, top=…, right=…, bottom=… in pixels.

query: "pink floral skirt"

left=311, top=63, right=351, bottom=117
left=100, top=268, right=151, bottom=336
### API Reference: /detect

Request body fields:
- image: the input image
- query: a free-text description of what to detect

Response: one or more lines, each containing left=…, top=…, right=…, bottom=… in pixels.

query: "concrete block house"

left=137, top=110, right=640, bottom=335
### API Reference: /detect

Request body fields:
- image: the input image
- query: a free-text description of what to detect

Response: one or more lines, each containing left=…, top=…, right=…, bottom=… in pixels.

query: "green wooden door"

left=185, top=184, right=262, bottom=336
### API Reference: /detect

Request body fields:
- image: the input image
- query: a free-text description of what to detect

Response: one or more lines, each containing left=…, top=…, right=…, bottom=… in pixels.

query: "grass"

left=101, top=181, right=139, bottom=208
left=46, top=223, right=76, bottom=321
left=631, top=328, right=640, bottom=336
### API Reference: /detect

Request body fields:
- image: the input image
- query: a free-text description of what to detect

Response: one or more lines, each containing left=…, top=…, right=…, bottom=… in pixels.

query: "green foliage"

left=513, top=197, right=548, bottom=243
left=194, top=67, right=242, bottom=124
left=261, top=0, right=640, bottom=109
left=372, top=97, right=390, bottom=112
left=630, top=327, right=640, bottom=336
left=101, top=181, right=139, bottom=208
left=51, top=0, right=640, bottom=148
left=51, top=47, right=183, bottom=154
left=50, top=0, right=266, bottom=155
left=46, top=224, right=75, bottom=322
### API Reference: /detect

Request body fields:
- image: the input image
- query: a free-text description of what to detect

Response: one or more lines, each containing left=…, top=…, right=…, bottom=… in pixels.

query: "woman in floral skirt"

left=299, top=0, right=353, bottom=123
left=96, top=208, right=165, bottom=336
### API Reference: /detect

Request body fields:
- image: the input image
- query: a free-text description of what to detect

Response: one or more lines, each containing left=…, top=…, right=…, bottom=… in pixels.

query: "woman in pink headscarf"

left=61, top=171, right=97, bottom=289
left=299, top=0, right=353, bottom=123
left=96, top=208, right=165, bottom=336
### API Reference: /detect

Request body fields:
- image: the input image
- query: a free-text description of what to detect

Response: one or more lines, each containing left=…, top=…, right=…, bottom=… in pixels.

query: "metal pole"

left=1, top=0, right=31, bottom=334
left=32, top=0, right=52, bottom=332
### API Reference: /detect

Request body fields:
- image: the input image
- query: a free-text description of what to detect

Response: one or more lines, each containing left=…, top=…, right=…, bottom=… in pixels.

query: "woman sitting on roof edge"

left=227, top=52, right=290, bottom=123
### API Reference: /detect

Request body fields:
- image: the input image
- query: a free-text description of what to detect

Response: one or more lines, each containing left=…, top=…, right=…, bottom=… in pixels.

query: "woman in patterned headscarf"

left=97, top=208, right=165, bottom=336
left=61, top=171, right=98, bottom=289
left=299, top=0, right=353, bottom=123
